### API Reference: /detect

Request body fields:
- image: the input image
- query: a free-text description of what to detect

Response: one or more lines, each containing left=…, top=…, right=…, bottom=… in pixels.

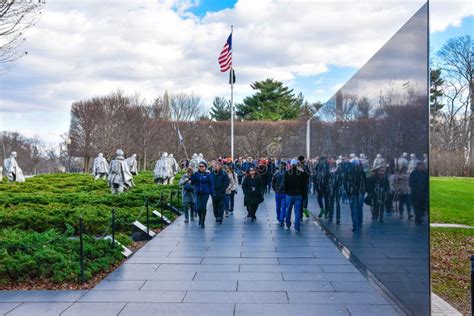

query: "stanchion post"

left=471, top=255, right=473, bottom=316
left=145, top=197, right=150, bottom=234
left=160, top=192, right=164, bottom=230
left=79, top=217, right=85, bottom=283
left=111, top=208, right=116, bottom=248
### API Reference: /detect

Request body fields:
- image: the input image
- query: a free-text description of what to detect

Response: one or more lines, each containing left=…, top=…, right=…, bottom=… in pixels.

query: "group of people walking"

left=179, top=152, right=429, bottom=232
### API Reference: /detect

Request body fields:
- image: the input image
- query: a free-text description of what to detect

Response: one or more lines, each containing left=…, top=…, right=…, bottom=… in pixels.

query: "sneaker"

left=229, top=211, right=234, bottom=216
left=200, top=223, right=205, bottom=228
left=251, top=218, right=255, bottom=222
left=295, top=228, right=300, bottom=232
left=225, top=211, right=229, bottom=217
left=184, top=219, right=189, bottom=223
left=336, top=220, right=340, bottom=225
left=303, top=209, right=310, bottom=218
left=318, top=209, right=325, bottom=218
left=279, top=221, right=284, bottom=227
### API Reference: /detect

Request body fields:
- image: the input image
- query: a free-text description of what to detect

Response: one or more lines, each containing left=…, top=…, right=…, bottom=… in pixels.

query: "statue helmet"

left=162, top=152, right=168, bottom=158
left=170, top=154, right=174, bottom=158
left=192, top=153, right=197, bottom=159
left=10, top=151, right=17, bottom=157
left=410, top=153, right=416, bottom=159
left=360, top=153, right=366, bottom=159
left=376, top=154, right=382, bottom=158
left=132, top=153, right=136, bottom=158
left=116, top=149, right=124, bottom=156
left=402, top=152, right=408, bottom=158
left=98, top=153, right=103, bottom=157
left=349, top=153, right=356, bottom=159
left=198, top=153, right=203, bottom=158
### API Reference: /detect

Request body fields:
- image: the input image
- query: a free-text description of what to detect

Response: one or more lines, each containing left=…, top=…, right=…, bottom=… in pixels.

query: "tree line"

left=430, top=35, right=473, bottom=176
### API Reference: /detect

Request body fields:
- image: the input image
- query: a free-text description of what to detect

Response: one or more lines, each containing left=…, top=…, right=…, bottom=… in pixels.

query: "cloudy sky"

left=0, top=0, right=472, bottom=143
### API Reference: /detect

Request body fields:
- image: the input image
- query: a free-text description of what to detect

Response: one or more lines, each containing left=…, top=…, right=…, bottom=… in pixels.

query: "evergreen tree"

left=209, top=96, right=231, bottom=121
left=430, top=68, right=444, bottom=115
left=236, top=79, right=302, bottom=120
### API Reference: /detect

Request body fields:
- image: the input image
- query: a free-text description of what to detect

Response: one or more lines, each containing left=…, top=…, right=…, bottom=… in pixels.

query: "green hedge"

left=0, top=171, right=182, bottom=285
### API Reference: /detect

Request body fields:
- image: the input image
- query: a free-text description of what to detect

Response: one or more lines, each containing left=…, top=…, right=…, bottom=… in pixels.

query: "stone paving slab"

left=5, top=302, right=72, bottom=316
left=0, top=192, right=405, bottom=315
left=62, top=303, right=126, bottom=316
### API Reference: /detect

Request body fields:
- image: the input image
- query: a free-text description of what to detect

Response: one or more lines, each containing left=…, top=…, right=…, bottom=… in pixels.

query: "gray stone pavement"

left=1, top=192, right=403, bottom=316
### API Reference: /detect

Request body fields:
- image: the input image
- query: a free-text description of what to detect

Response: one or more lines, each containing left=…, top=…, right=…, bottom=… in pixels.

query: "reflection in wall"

left=312, top=3, right=429, bottom=315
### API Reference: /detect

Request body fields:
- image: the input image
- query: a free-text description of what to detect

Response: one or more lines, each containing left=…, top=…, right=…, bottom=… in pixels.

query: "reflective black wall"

left=313, top=4, right=429, bottom=315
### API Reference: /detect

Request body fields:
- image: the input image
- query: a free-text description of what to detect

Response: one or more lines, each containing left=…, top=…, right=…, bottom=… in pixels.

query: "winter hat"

left=290, top=159, right=298, bottom=166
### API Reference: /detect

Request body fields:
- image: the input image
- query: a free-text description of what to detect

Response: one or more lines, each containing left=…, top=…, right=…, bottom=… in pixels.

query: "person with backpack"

left=272, top=161, right=287, bottom=226
left=179, top=167, right=196, bottom=223
left=284, top=159, right=307, bottom=232
left=366, top=166, right=389, bottom=223
left=328, top=159, right=343, bottom=224
left=315, top=156, right=330, bottom=218
left=242, top=167, right=264, bottom=221
left=191, top=162, right=214, bottom=228
left=224, top=165, right=238, bottom=216
left=344, top=159, right=366, bottom=231
left=210, top=161, right=230, bottom=224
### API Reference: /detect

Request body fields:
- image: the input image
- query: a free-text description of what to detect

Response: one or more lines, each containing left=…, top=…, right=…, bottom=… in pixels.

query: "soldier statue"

left=126, top=154, right=138, bottom=175
left=93, top=153, right=109, bottom=180
left=3, top=151, right=25, bottom=183
left=154, top=152, right=171, bottom=185
left=108, top=149, right=134, bottom=194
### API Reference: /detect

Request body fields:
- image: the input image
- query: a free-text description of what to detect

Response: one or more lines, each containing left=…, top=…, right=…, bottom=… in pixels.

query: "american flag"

left=218, top=33, right=232, bottom=72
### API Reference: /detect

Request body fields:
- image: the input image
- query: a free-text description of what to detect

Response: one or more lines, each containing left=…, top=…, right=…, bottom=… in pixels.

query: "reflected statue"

left=359, top=153, right=370, bottom=174
left=408, top=153, right=419, bottom=173
left=126, top=154, right=138, bottom=175
left=154, top=152, right=172, bottom=185
left=189, top=153, right=200, bottom=171
left=93, top=153, right=109, bottom=180
left=423, top=153, right=428, bottom=167
left=3, top=151, right=25, bottom=183
left=372, top=154, right=385, bottom=169
left=108, top=149, right=134, bottom=194
left=397, top=152, right=409, bottom=170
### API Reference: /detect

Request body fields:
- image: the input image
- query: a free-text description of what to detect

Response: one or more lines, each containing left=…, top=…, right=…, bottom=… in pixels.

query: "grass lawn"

left=430, top=177, right=474, bottom=226
left=430, top=176, right=473, bottom=315
left=431, top=227, right=473, bottom=315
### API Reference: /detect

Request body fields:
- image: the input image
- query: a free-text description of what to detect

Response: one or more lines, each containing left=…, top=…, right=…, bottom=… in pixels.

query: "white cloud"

left=0, top=0, right=472, bottom=142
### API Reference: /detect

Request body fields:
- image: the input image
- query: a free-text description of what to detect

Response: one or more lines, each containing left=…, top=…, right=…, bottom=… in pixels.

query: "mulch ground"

left=431, top=227, right=474, bottom=315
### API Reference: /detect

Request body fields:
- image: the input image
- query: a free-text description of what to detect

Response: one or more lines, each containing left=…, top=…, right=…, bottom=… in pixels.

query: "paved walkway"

left=1, top=192, right=401, bottom=316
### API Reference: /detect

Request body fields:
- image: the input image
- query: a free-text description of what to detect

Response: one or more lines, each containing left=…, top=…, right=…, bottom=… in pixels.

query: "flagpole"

left=230, top=25, right=234, bottom=162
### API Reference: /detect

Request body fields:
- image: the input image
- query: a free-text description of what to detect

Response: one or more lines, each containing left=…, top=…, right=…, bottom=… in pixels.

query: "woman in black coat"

left=242, top=167, right=264, bottom=221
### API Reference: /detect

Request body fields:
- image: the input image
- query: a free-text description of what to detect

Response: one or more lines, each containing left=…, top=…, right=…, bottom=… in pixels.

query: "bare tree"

left=0, top=0, right=45, bottom=72
left=167, top=92, right=203, bottom=121
left=436, top=36, right=473, bottom=175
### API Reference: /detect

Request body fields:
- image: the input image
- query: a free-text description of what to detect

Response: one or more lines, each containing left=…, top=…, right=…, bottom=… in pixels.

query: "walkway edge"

left=312, top=219, right=410, bottom=316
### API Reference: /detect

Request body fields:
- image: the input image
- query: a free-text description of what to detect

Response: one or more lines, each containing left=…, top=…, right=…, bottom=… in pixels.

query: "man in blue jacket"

left=191, top=162, right=214, bottom=228
left=211, top=161, right=230, bottom=223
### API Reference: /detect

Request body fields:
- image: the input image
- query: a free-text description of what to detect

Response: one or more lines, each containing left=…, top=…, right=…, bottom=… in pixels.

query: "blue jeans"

left=225, top=191, right=236, bottom=212
left=275, top=193, right=286, bottom=222
left=349, top=193, right=364, bottom=230
left=285, top=195, right=302, bottom=230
